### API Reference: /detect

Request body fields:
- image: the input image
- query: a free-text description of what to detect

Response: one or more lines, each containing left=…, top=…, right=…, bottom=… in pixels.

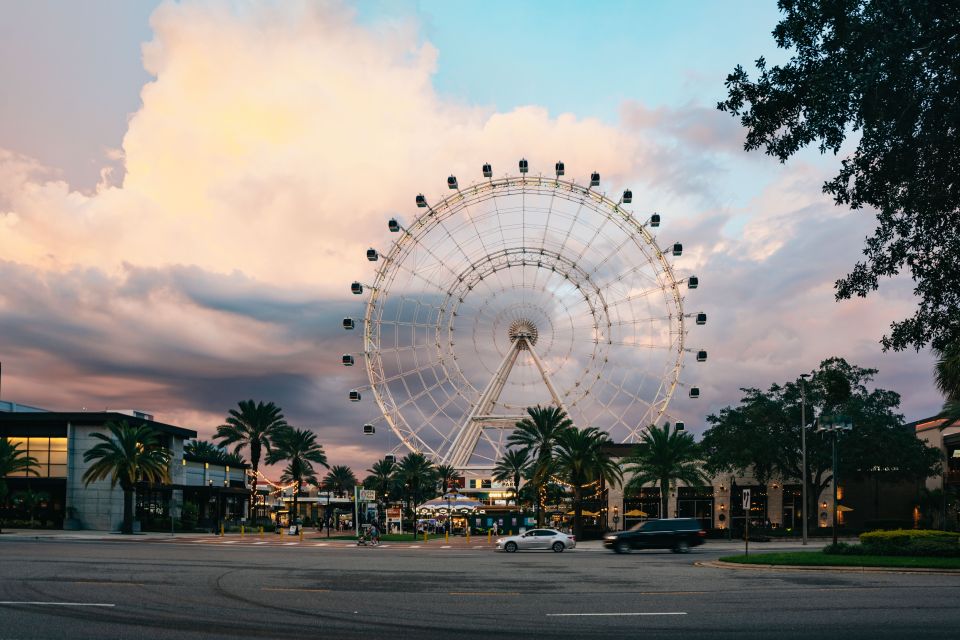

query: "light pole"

left=800, top=373, right=810, bottom=546
left=817, top=415, right=853, bottom=546
left=612, top=505, right=620, bottom=532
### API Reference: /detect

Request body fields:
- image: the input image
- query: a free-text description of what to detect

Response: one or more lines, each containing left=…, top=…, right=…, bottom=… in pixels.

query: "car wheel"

left=505, top=541, right=518, bottom=553
left=674, top=540, right=690, bottom=554
left=615, top=541, right=631, bottom=554
left=552, top=541, right=565, bottom=553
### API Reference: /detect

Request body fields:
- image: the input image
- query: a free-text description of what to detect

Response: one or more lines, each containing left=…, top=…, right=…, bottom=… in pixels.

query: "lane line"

left=253, top=542, right=268, bottom=545
left=0, top=602, right=116, bottom=607
left=547, top=612, right=687, bottom=617
left=314, top=543, right=329, bottom=547
left=262, top=588, right=330, bottom=593
left=283, top=542, right=298, bottom=546
left=449, top=592, right=520, bottom=596
left=441, top=545, right=451, bottom=549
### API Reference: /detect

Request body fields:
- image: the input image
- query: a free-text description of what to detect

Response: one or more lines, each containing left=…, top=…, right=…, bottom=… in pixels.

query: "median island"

left=720, top=529, right=960, bottom=570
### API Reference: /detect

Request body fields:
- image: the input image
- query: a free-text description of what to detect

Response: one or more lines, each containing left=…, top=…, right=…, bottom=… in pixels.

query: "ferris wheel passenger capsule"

left=482, top=163, right=492, bottom=178
left=519, top=158, right=529, bottom=173
left=555, top=161, right=565, bottom=176
left=363, top=424, right=375, bottom=435
left=366, top=248, right=378, bottom=261
left=416, top=194, right=427, bottom=208
left=672, top=242, right=683, bottom=256
left=388, top=218, right=400, bottom=232
left=447, top=175, right=458, bottom=189
left=696, top=312, right=707, bottom=325
left=696, top=350, right=707, bottom=362
left=650, top=213, right=661, bottom=227
left=675, top=421, right=686, bottom=431
left=351, top=281, right=363, bottom=295
left=688, top=275, right=699, bottom=289
left=342, top=317, right=355, bottom=330
left=689, top=387, right=701, bottom=399
left=590, top=172, right=600, bottom=187
left=622, top=189, right=632, bottom=204
left=384, top=454, right=396, bottom=463
left=342, top=354, right=355, bottom=366
left=349, top=390, right=362, bottom=402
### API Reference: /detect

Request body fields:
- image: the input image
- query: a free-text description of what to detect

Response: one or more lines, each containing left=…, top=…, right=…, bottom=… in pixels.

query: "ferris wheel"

left=344, top=160, right=706, bottom=471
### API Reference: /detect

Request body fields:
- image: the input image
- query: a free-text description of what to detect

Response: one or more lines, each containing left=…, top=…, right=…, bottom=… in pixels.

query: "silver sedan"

left=496, top=528, right=576, bottom=553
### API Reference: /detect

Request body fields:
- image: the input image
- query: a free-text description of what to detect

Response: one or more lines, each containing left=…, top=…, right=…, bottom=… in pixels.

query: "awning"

left=624, top=509, right=648, bottom=517
left=837, top=505, right=854, bottom=512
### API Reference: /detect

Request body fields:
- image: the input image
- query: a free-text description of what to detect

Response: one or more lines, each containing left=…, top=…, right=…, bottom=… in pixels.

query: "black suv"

left=603, top=518, right=706, bottom=554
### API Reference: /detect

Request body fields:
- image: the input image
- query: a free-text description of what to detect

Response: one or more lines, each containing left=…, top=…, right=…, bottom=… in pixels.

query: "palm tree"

left=320, top=465, right=358, bottom=536
left=936, top=344, right=960, bottom=419
left=367, top=457, right=396, bottom=525
left=507, top=405, right=573, bottom=525
left=396, top=452, right=434, bottom=538
left=434, top=463, right=461, bottom=494
left=266, top=427, right=328, bottom=528
left=554, top=427, right=623, bottom=540
left=214, top=400, right=288, bottom=521
left=492, top=448, right=530, bottom=507
left=622, top=422, right=709, bottom=519
left=0, top=438, right=39, bottom=533
left=82, top=421, right=171, bottom=534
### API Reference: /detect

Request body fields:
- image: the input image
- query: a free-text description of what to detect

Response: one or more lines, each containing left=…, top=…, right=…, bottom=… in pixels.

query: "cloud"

left=0, top=1, right=939, bottom=473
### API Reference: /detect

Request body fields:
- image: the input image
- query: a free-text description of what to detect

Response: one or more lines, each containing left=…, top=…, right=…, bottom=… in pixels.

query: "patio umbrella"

left=624, top=509, right=648, bottom=517
left=837, top=505, right=854, bottom=512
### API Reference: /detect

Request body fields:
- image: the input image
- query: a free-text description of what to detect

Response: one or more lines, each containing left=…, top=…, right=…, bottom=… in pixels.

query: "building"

left=1, top=404, right=249, bottom=531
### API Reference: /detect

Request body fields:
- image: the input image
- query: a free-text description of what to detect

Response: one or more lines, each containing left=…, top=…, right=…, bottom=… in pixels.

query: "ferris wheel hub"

left=507, top=318, right=539, bottom=349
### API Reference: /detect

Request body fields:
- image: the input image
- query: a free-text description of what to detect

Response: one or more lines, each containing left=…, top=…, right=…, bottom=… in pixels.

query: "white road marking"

left=222, top=541, right=238, bottom=544
left=547, top=612, right=687, bottom=617
left=314, top=543, right=328, bottom=547
left=283, top=542, right=298, bottom=546
left=378, top=544, right=390, bottom=548
left=441, top=545, right=451, bottom=549
left=253, top=541, right=268, bottom=545
left=0, top=602, right=116, bottom=607
left=408, top=545, right=420, bottom=549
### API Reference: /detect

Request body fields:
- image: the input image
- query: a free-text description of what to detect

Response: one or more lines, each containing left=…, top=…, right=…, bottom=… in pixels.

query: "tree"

left=935, top=343, right=960, bottom=419
left=553, top=427, right=623, bottom=540
left=719, top=0, right=960, bottom=352
left=184, top=439, right=245, bottom=467
left=434, top=464, right=461, bottom=495
left=365, top=457, right=396, bottom=526
left=508, top=405, right=573, bottom=526
left=266, top=427, right=328, bottom=527
left=215, top=400, right=288, bottom=521
left=492, top=448, right=531, bottom=507
left=622, top=423, right=709, bottom=519
left=322, top=465, right=358, bottom=498
left=395, top=452, right=434, bottom=537
left=0, top=438, right=38, bottom=533
left=705, top=357, right=943, bottom=530
left=82, top=421, right=171, bottom=534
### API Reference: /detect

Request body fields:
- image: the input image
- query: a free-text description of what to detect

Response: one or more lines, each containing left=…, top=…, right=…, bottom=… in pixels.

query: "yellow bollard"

left=424, top=531, right=428, bottom=543
left=445, top=530, right=449, bottom=543
left=241, top=525, right=244, bottom=538
left=220, top=524, right=224, bottom=537
left=488, top=530, right=492, bottom=543
left=280, top=526, right=285, bottom=538
left=259, top=526, right=263, bottom=539
left=299, top=529, right=304, bottom=543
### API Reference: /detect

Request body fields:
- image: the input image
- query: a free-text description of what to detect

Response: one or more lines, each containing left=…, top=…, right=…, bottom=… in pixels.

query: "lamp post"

left=800, top=373, right=810, bottom=546
left=612, top=505, right=620, bottom=532
left=817, top=415, right=853, bottom=546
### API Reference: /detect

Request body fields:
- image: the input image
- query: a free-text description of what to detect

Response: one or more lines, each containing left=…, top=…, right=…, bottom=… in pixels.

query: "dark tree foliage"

left=719, top=0, right=960, bottom=352
left=702, top=358, right=941, bottom=527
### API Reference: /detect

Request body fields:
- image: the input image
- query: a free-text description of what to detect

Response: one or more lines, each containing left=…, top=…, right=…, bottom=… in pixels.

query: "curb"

left=697, top=559, right=960, bottom=575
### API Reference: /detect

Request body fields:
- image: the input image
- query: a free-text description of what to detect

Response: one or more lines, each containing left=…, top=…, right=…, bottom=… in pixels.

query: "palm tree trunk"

left=292, top=483, right=299, bottom=530
left=660, top=478, right=669, bottom=519
left=122, top=488, right=134, bottom=534
left=573, top=487, right=583, bottom=540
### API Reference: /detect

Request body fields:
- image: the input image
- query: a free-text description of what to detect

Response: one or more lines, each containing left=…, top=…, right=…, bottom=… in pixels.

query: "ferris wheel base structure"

left=345, top=161, right=707, bottom=472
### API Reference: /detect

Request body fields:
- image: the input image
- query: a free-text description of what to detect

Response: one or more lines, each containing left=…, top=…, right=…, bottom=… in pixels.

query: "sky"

left=0, top=0, right=942, bottom=476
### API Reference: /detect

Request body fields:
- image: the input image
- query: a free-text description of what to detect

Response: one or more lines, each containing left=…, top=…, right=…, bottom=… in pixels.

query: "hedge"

left=860, top=529, right=959, bottom=544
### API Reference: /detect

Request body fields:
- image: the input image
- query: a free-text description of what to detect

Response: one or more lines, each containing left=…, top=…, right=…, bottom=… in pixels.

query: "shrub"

left=860, top=529, right=959, bottom=544
left=863, top=519, right=913, bottom=531
left=179, top=502, right=199, bottom=530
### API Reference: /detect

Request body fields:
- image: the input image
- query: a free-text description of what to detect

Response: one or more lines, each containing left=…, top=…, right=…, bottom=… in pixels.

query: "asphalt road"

left=1, top=536, right=959, bottom=639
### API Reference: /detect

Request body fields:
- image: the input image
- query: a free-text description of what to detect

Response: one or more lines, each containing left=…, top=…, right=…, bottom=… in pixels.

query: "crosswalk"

left=152, top=537, right=501, bottom=551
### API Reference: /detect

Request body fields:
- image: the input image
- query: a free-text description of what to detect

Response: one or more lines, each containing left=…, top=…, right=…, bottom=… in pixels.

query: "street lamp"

left=612, top=505, right=620, bottom=531
left=817, top=415, right=853, bottom=546
left=799, top=373, right=810, bottom=546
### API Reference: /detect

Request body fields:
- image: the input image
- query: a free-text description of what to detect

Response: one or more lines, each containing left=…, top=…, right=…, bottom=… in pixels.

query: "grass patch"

left=719, top=551, right=960, bottom=570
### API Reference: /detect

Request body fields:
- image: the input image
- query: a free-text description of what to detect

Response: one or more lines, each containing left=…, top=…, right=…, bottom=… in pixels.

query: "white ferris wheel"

left=344, top=160, right=706, bottom=472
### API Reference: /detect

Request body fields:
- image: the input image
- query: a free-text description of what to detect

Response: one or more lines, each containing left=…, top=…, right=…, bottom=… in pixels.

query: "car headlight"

left=604, top=535, right=616, bottom=541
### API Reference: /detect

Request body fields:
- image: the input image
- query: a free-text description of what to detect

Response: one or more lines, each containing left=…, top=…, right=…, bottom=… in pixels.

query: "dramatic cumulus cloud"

left=0, top=1, right=938, bottom=473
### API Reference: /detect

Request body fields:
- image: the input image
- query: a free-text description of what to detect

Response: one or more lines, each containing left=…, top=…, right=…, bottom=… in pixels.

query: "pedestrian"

left=492, top=521, right=498, bottom=536
left=370, top=523, right=380, bottom=546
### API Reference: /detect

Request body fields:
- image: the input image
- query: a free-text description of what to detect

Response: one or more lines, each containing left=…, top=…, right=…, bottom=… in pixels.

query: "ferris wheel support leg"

left=444, top=341, right=523, bottom=469
left=525, top=341, right=570, bottom=416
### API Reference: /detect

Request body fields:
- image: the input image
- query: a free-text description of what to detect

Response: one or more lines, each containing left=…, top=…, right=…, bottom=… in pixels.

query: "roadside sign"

left=359, top=490, right=377, bottom=501
left=742, top=489, right=751, bottom=557
left=742, top=489, right=751, bottom=510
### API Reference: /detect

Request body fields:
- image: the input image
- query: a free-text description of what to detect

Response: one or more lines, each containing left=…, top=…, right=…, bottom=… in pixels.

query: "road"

left=1, top=536, right=958, bottom=639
